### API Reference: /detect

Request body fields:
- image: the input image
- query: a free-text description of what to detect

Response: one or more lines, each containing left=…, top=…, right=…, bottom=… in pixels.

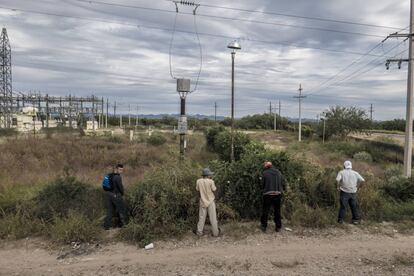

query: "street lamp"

left=228, top=40, right=241, bottom=162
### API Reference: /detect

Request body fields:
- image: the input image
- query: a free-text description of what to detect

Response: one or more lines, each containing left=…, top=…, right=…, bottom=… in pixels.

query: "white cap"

left=344, top=160, right=352, bottom=169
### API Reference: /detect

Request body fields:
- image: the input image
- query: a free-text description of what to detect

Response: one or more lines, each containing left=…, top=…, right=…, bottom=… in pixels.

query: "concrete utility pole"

left=135, top=105, right=139, bottom=127
left=294, top=84, right=306, bottom=142
left=214, top=102, right=217, bottom=123
left=269, top=101, right=272, bottom=115
left=113, top=101, right=116, bottom=118
left=369, top=104, right=374, bottom=121
left=106, top=98, right=108, bottom=129
left=383, top=0, right=414, bottom=177
left=321, top=117, right=326, bottom=144
left=279, top=100, right=281, bottom=128
left=128, top=104, right=131, bottom=126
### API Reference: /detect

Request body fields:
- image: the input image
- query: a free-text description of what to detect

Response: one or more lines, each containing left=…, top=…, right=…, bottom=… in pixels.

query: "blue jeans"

left=338, top=191, right=360, bottom=223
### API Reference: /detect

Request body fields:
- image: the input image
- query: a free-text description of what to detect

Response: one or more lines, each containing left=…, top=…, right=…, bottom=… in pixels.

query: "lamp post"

left=227, top=40, right=241, bottom=162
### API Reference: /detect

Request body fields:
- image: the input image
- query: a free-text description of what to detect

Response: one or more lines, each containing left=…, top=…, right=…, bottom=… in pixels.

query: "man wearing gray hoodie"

left=260, top=161, right=284, bottom=232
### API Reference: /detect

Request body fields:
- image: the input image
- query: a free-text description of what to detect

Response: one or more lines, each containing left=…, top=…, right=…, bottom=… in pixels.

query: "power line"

left=198, top=2, right=402, bottom=30
left=306, top=41, right=408, bottom=97
left=305, top=26, right=409, bottom=96
left=0, top=6, right=387, bottom=57
left=74, top=0, right=385, bottom=38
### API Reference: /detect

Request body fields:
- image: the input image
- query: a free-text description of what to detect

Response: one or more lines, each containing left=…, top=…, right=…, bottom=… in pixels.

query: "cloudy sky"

left=0, top=0, right=411, bottom=119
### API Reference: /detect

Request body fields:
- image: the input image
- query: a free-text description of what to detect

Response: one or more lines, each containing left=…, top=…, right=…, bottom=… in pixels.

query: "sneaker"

left=352, top=221, right=360, bottom=225
left=275, top=227, right=282, bottom=232
left=337, top=220, right=344, bottom=224
left=260, top=226, right=267, bottom=233
left=192, top=229, right=203, bottom=236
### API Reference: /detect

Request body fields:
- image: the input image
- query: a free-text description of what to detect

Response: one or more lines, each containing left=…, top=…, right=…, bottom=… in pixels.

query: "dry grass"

left=0, top=134, right=173, bottom=190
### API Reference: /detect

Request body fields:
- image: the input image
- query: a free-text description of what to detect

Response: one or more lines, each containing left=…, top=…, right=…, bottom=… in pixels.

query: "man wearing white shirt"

left=336, top=160, right=365, bottom=225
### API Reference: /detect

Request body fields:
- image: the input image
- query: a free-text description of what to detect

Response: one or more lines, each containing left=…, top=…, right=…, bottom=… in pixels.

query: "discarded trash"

left=144, top=243, right=154, bottom=250
left=284, top=227, right=293, bottom=232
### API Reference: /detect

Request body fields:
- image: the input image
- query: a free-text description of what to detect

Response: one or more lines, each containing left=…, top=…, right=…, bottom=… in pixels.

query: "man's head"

left=343, top=160, right=352, bottom=170
left=115, top=164, right=124, bottom=174
left=202, top=168, right=214, bottom=179
left=263, top=161, right=273, bottom=169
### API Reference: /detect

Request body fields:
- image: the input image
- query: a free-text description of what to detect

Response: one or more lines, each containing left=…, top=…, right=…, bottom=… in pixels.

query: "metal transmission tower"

left=0, top=27, right=12, bottom=128
left=369, top=104, right=374, bottom=121
left=383, top=0, right=414, bottom=177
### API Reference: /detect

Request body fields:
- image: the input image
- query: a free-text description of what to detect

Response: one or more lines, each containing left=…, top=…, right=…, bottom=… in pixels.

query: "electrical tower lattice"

left=0, top=27, right=12, bottom=128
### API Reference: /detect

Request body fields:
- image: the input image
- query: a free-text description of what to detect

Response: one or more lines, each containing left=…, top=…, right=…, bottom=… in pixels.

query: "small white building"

left=86, top=120, right=98, bottom=130
left=11, top=107, right=43, bottom=132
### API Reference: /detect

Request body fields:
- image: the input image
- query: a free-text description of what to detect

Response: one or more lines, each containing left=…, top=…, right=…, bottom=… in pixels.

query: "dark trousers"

left=338, top=191, right=360, bottom=222
left=104, top=192, right=128, bottom=229
left=261, top=194, right=282, bottom=229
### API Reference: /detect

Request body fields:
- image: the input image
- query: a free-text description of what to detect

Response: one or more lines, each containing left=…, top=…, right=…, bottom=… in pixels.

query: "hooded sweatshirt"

left=262, top=167, right=283, bottom=195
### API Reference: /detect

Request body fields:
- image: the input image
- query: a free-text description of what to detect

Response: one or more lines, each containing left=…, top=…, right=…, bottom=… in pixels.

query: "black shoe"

left=337, top=219, right=344, bottom=224
left=260, top=226, right=267, bottom=232
left=275, top=227, right=282, bottom=232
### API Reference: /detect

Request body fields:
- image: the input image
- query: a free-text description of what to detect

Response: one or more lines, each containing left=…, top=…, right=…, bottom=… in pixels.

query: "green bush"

left=34, top=177, right=104, bottom=221
left=48, top=211, right=101, bottom=243
left=205, top=125, right=226, bottom=150
left=381, top=176, right=414, bottom=202
left=147, top=132, right=167, bottom=146
left=122, top=161, right=201, bottom=244
left=0, top=208, right=45, bottom=239
left=210, top=148, right=305, bottom=219
left=213, top=131, right=252, bottom=162
left=353, top=151, right=373, bottom=162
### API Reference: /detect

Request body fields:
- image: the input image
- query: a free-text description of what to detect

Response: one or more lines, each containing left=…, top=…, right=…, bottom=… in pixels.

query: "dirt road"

left=1, top=225, right=413, bottom=276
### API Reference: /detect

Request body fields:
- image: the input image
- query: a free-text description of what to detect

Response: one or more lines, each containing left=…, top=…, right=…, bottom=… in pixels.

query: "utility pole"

left=177, top=79, right=190, bottom=161
left=45, top=94, right=49, bottom=128
left=369, top=104, right=374, bottom=121
left=113, top=101, right=116, bottom=118
left=294, top=84, right=306, bottom=142
left=383, top=3, right=414, bottom=177
left=106, top=98, right=108, bottom=129
left=321, top=117, right=326, bottom=144
left=279, top=100, right=281, bottom=129
left=101, top=97, right=104, bottom=129
left=128, top=104, right=131, bottom=126
left=135, top=105, right=139, bottom=127
left=269, top=101, right=272, bottom=115
left=214, top=102, right=217, bottom=123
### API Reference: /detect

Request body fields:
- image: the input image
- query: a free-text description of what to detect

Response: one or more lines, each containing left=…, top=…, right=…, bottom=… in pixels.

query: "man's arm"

left=336, top=172, right=342, bottom=191
left=113, top=175, right=124, bottom=195
left=211, top=180, right=217, bottom=192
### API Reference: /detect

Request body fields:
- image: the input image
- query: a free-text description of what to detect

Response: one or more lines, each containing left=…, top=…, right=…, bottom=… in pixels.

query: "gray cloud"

left=0, top=0, right=410, bottom=119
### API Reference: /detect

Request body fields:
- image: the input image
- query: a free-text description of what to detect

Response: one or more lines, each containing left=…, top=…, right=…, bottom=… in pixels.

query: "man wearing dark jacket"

left=104, top=164, right=128, bottom=230
left=260, top=161, right=284, bottom=232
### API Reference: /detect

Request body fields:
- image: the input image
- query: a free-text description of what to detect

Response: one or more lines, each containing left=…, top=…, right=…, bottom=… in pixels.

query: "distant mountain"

left=129, top=114, right=226, bottom=121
